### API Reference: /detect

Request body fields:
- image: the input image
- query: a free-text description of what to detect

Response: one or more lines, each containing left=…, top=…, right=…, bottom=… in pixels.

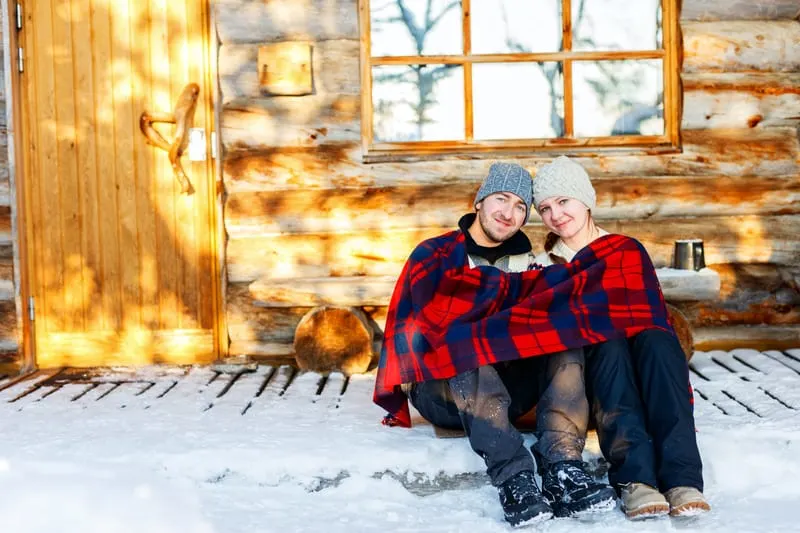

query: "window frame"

left=359, top=0, right=681, bottom=163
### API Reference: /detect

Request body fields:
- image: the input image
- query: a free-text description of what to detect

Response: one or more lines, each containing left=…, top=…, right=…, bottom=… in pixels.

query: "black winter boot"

left=541, top=460, right=617, bottom=517
left=498, top=470, right=553, bottom=526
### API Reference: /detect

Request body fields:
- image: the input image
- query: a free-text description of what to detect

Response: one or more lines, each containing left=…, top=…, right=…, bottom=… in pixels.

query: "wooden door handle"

left=139, top=83, right=201, bottom=194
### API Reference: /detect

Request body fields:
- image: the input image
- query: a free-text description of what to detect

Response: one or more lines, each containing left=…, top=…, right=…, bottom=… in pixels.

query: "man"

left=389, top=163, right=616, bottom=526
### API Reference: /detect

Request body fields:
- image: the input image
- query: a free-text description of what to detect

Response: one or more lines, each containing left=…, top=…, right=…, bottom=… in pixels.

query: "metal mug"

left=673, top=239, right=706, bottom=271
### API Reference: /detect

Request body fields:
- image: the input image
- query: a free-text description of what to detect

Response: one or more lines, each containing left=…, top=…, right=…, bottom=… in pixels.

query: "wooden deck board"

left=1, top=351, right=798, bottom=425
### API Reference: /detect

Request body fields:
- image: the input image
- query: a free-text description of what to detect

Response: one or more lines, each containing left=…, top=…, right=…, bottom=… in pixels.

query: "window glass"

left=473, top=62, right=564, bottom=140
left=370, top=0, right=463, bottom=56
left=372, top=65, right=465, bottom=142
left=573, top=59, right=664, bottom=137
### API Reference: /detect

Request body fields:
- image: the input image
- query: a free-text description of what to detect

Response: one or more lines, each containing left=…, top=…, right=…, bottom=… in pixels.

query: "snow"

left=1, top=350, right=799, bottom=532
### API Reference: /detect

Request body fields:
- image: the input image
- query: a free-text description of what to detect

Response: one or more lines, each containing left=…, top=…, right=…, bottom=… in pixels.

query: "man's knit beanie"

left=474, top=162, right=534, bottom=223
left=532, top=156, right=596, bottom=211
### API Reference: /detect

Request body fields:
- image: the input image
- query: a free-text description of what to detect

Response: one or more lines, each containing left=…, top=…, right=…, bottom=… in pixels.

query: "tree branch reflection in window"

left=363, top=0, right=675, bottom=156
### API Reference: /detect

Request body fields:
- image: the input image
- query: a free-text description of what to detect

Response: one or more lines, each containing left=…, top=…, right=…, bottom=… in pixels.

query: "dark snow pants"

left=408, top=349, right=587, bottom=486
left=584, top=328, right=704, bottom=492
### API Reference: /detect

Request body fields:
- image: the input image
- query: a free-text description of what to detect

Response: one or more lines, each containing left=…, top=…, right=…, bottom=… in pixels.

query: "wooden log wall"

left=222, top=0, right=800, bottom=358
left=0, top=19, right=17, bottom=365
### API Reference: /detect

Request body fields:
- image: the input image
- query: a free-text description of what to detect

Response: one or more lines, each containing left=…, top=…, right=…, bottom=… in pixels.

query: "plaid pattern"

left=373, top=232, right=674, bottom=428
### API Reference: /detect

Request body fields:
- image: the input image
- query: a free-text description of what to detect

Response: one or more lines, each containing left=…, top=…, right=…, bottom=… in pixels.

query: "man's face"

left=475, top=192, right=527, bottom=245
left=537, top=196, right=590, bottom=241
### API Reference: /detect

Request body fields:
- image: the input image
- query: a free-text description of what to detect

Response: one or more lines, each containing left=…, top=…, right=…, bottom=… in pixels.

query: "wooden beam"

left=221, top=95, right=361, bottom=149
left=249, top=276, right=398, bottom=307
left=225, top=215, right=800, bottom=282
left=370, top=50, right=664, bottom=65
left=223, top=127, right=800, bottom=191
left=694, top=326, right=800, bottom=351
left=683, top=73, right=800, bottom=129
left=226, top=283, right=310, bottom=345
left=225, top=174, right=800, bottom=234
left=227, top=326, right=800, bottom=361
left=247, top=269, right=720, bottom=308
left=215, top=0, right=360, bottom=44
left=0, top=300, right=18, bottom=356
left=683, top=21, right=800, bottom=73
left=681, top=1, right=800, bottom=22
left=674, top=263, right=800, bottom=327
left=683, top=72, right=800, bottom=95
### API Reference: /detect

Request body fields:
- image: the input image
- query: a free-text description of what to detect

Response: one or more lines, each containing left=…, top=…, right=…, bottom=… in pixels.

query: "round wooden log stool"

left=293, top=306, right=374, bottom=375
left=666, top=303, right=694, bottom=361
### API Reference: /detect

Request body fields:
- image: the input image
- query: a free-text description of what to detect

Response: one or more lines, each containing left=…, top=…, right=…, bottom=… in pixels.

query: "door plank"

left=183, top=0, right=205, bottom=329
left=151, top=0, right=179, bottom=330
left=194, top=0, right=216, bottom=331
left=168, top=1, right=199, bottom=330
left=112, top=0, right=142, bottom=333
left=92, top=0, right=123, bottom=331
left=35, top=0, right=65, bottom=334
left=53, top=0, right=84, bottom=331
left=21, top=1, right=43, bottom=344
left=133, top=0, right=159, bottom=331
left=72, top=0, right=103, bottom=331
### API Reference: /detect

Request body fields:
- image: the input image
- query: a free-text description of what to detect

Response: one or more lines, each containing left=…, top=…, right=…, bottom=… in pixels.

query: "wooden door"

left=17, top=0, right=223, bottom=366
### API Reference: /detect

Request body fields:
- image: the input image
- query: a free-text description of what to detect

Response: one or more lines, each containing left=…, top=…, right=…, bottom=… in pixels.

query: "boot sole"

left=625, top=503, right=670, bottom=520
left=570, top=495, right=618, bottom=518
left=506, top=503, right=554, bottom=527
left=670, top=501, right=711, bottom=517
left=554, top=488, right=618, bottom=518
left=513, top=509, right=554, bottom=527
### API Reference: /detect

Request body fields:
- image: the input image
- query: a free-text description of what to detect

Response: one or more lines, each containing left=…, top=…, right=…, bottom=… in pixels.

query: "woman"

left=530, top=156, right=711, bottom=519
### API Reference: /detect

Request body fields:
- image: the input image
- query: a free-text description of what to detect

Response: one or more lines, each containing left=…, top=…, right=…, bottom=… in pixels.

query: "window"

left=360, top=0, right=679, bottom=161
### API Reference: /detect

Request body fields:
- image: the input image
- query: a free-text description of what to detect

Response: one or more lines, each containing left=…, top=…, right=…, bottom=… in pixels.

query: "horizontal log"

left=225, top=174, right=800, bottom=233
left=226, top=282, right=311, bottom=345
left=225, top=215, right=800, bottom=282
left=249, top=276, right=397, bottom=308
left=683, top=73, right=800, bottom=129
left=0, top=300, right=18, bottom=355
left=220, top=72, right=800, bottom=147
left=247, top=268, right=720, bottom=308
left=228, top=325, right=800, bottom=361
left=222, top=95, right=360, bottom=150
left=228, top=340, right=295, bottom=359
left=219, top=40, right=360, bottom=104
left=0, top=206, right=12, bottom=259
left=216, top=0, right=358, bottom=44
left=223, top=128, right=800, bottom=192
left=681, top=1, right=800, bottom=22
left=230, top=265, right=796, bottom=348
left=683, top=21, right=800, bottom=73
left=675, top=264, right=800, bottom=327
left=694, top=326, right=800, bottom=351
left=227, top=281, right=388, bottom=343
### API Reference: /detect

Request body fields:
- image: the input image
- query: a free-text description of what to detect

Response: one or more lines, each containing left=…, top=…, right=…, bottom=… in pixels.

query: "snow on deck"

left=1, top=349, right=799, bottom=532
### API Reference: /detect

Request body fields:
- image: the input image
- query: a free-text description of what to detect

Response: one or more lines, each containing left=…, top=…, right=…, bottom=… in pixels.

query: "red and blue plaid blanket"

left=373, top=232, right=674, bottom=427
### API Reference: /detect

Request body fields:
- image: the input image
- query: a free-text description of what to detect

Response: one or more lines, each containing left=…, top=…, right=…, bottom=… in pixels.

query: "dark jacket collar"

left=458, top=213, right=532, bottom=265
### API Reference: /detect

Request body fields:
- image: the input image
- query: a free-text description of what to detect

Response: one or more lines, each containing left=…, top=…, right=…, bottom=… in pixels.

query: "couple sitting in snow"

left=373, top=157, right=711, bottom=526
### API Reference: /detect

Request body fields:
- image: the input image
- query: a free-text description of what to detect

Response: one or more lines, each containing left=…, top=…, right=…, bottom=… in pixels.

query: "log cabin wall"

left=217, top=0, right=800, bottom=361
left=0, top=15, right=17, bottom=366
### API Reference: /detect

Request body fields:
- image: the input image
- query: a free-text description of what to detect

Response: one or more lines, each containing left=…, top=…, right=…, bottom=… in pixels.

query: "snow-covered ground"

left=1, top=349, right=800, bottom=533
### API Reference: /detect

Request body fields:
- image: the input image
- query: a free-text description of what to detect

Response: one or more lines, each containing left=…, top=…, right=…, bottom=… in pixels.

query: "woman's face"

left=537, top=196, right=590, bottom=240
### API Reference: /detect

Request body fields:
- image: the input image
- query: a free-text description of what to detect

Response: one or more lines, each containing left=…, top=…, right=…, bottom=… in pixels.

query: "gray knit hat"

left=474, top=162, right=534, bottom=223
left=532, top=156, right=596, bottom=211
